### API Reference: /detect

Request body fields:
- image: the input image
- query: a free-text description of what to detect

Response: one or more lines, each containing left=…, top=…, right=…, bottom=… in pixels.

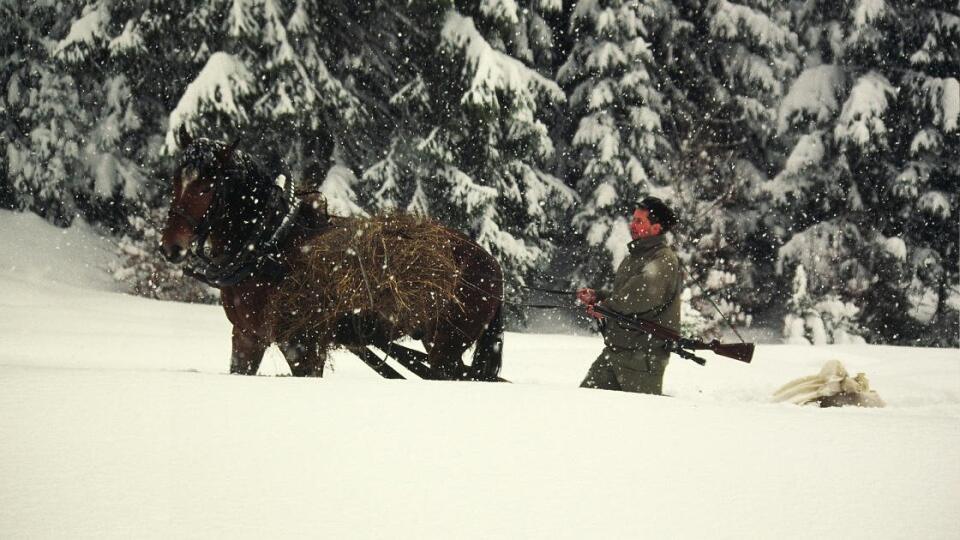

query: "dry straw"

left=270, top=211, right=464, bottom=346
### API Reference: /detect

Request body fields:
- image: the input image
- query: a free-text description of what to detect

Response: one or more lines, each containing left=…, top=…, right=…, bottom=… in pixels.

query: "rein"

left=504, top=285, right=576, bottom=311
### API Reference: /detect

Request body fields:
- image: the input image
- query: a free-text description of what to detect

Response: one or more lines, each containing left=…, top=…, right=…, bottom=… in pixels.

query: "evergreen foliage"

left=363, top=3, right=576, bottom=284
left=2, top=0, right=956, bottom=345
left=773, top=0, right=959, bottom=345
left=655, top=0, right=801, bottom=334
left=558, top=0, right=671, bottom=287
left=3, top=1, right=92, bottom=225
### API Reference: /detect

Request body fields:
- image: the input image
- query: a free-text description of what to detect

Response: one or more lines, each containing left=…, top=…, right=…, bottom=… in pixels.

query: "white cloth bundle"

left=772, top=360, right=885, bottom=408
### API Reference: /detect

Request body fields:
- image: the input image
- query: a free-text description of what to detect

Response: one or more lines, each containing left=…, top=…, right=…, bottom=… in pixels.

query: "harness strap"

left=185, top=183, right=302, bottom=287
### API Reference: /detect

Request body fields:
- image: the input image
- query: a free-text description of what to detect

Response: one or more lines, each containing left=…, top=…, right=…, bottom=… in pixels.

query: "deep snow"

left=1, top=210, right=958, bottom=539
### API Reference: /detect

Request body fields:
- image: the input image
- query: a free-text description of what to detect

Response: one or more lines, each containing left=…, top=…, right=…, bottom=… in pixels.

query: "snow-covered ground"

left=1, top=209, right=958, bottom=539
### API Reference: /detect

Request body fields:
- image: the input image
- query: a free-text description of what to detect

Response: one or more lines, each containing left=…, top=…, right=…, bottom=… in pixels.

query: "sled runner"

left=352, top=342, right=510, bottom=382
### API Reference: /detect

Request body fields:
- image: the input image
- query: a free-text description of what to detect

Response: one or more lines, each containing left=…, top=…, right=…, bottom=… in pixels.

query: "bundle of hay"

left=772, top=360, right=885, bottom=408
left=270, top=212, right=464, bottom=346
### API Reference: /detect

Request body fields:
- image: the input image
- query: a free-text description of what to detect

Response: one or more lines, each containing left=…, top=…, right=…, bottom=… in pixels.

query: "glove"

left=585, top=303, right=605, bottom=320
left=576, top=287, right=598, bottom=306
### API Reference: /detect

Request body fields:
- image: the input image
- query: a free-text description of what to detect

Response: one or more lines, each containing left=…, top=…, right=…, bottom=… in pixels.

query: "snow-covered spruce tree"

left=438, top=7, right=575, bottom=283
left=649, top=0, right=800, bottom=335
left=249, top=0, right=369, bottom=200
left=6, top=0, right=217, bottom=223
left=45, top=0, right=253, bottom=296
left=363, top=6, right=576, bottom=289
left=772, top=0, right=959, bottom=345
left=350, top=1, right=453, bottom=211
left=2, top=1, right=96, bottom=226
left=53, top=0, right=153, bottom=230
left=557, top=0, right=673, bottom=289
left=5, top=0, right=158, bottom=230
left=361, top=1, right=499, bottom=213
left=110, top=0, right=377, bottom=295
left=160, top=0, right=379, bottom=210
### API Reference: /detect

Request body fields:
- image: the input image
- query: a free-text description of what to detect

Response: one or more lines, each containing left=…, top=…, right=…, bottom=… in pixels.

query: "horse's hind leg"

left=279, top=335, right=326, bottom=377
left=231, top=326, right=268, bottom=375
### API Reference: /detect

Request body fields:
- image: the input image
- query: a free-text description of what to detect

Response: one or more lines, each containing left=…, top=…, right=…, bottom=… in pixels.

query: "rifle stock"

left=593, top=305, right=754, bottom=365
left=706, top=341, right=754, bottom=363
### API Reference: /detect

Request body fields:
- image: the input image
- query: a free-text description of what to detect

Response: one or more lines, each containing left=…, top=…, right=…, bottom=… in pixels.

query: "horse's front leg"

left=231, top=326, right=268, bottom=375
left=279, top=335, right=326, bottom=377
left=424, top=331, right=470, bottom=380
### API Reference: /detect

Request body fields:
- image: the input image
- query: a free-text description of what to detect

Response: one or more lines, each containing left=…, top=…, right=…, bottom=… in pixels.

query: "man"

left=577, top=197, right=681, bottom=395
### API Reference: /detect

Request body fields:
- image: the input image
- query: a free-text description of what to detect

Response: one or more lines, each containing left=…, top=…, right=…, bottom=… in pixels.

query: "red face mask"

left=629, top=209, right=662, bottom=240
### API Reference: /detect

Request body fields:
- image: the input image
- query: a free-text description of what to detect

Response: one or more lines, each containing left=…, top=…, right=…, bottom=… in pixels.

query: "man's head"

left=629, top=197, right=677, bottom=240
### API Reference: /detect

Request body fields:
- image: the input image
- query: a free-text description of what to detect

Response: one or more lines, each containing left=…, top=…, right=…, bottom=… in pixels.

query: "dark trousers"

left=580, top=346, right=669, bottom=395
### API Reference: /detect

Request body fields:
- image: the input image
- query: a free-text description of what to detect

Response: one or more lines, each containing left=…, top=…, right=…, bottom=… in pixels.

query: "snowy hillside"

left=1, top=210, right=958, bottom=539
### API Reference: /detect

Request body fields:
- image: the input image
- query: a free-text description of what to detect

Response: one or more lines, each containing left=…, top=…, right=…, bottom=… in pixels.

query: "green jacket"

left=599, top=235, right=682, bottom=352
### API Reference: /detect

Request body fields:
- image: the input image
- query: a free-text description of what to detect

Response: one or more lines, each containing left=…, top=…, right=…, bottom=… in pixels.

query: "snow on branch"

left=535, top=0, right=563, bottom=13
left=512, top=162, right=577, bottom=220
left=441, top=11, right=565, bottom=110
left=918, top=190, right=951, bottom=219
left=164, top=52, right=255, bottom=152
left=767, top=131, right=823, bottom=203
left=777, top=221, right=866, bottom=293
left=320, top=165, right=365, bottom=216
left=778, top=65, right=846, bottom=133
left=54, top=2, right=109, bottom=63
left=710, top=0, right=796, bottom=52
left=782, top=132, right=825, bottom=177
left=109, top=20, right=145, bottom=56
left=834, top=71, right=895, bottom=149
left=851, top=0, right=888, bottom=29
left=910, top=129, right=942, bottom=155
left=921, top=77, right=959, bottom=133
left=226, top=0, right=258, bottom=38
left=476, top=213, right=542, bottom=274
left=480, top=0, right=520, bottom=27
left=262, top=0, right=295, bottom=67
left=585, top=42, right=628, bottom=73
left=589, top=181, right=617, bottom=210
left=573, top=112, right=620, bottom=164
left=288, top=0, right=309, bottom=33
left=729, top=50, right=780, bottom=95
left=444, top=166, right=498, bottom=215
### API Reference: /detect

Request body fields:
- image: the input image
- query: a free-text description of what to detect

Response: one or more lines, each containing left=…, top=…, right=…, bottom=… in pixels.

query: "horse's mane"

left=179, top=138, right=273, bottom=192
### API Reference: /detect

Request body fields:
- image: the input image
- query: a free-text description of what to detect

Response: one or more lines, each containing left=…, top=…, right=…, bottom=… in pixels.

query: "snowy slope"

left=1, top=210, right=959, bottom=539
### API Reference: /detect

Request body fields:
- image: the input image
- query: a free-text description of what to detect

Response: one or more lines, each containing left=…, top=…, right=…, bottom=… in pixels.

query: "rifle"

left=592, top=304, right=754, bottom=366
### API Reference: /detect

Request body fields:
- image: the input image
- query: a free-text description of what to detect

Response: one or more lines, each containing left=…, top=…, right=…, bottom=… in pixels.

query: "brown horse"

left=159, top=130, right=504, bottom=380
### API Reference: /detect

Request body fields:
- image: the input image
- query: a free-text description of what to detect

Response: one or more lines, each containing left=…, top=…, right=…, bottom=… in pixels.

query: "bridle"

left=170, top=154, right=303, bottom=288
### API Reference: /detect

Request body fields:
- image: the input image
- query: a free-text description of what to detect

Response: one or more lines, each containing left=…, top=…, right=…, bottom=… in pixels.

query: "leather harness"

left=177, top=163, right=303, bottom=288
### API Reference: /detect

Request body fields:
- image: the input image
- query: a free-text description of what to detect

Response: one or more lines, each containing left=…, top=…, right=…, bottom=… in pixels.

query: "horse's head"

left=160, top=128, right=244, bottom=263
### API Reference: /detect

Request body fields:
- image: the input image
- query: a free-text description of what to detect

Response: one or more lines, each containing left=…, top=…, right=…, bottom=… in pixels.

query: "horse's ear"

left=217, top=138, right=241, bottom=164
left=177, top=125, right=193, bottom=148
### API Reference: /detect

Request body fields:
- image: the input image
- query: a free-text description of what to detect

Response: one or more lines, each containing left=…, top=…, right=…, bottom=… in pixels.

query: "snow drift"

left=1, top=210, right=958, bottom=539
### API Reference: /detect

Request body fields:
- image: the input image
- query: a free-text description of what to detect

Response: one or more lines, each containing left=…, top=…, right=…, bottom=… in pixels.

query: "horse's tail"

left=470, top=302, right=503, bottom=381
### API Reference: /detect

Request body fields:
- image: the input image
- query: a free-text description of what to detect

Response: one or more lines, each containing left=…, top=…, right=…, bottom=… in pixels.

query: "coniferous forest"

left=2, top=0, right=957, bottom=345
